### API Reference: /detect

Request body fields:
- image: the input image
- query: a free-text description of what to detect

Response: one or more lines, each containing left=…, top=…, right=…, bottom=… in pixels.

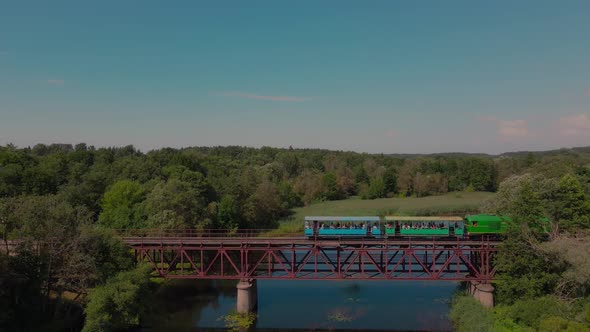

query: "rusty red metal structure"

left=120, top=230, right=499, bottom=282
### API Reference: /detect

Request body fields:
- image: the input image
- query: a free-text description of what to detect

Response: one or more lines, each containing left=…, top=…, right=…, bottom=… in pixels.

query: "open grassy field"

left=265, top=191, right=494, bottom=236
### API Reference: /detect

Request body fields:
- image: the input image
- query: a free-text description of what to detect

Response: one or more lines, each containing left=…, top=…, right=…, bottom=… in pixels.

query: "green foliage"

left=2, top=143, right=589, bottom=236
left=474, top=169, right=590, bottom=331
left=449, top=296, right=495, bottom=332
left=538, top=316, right=590, bottom=332
left=76, top=227, right=135, bottom=283
left=451, top=295, right=590, bottom=332
left=485, top=173, right=590, bottom=235
left=98, top=180, right=146, bottom=229
left=542, top=237, right=590, bottom=298
left=496, top=296, right=572, bottom=330
left=0, top=195, right=134, bottom=331
left=277, top=181, right=303, bottom=209
left=382, top=167, right=397, bottom=194
left=2, top=143, right=590, bottom=330
left=242, top=179, right=284, bottom=228
left=354, top=165, right=369, bottom=184
left=327, top=310, right=354, bottom=322
left=362, top=177, right=386, bottom=200
left=546, top=174, right=590, bottom=231
left=217, top=311, right=257, bottom=331
left=217, top=195, right=239, bottom=229
left=145, top=179, right=210, bottom=229
left=322, top=172, right=343, bottom=200
left=457, top=157, right=495, bottom=191
left=83, top=265, right=153, bottom=332
left=495, top=226, right=561, bottom=304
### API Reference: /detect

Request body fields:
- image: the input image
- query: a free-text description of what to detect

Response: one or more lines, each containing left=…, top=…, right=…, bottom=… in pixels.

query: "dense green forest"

left=1, top=143, right=590, bottom=331
left=451, top=172, right=590, bottom=331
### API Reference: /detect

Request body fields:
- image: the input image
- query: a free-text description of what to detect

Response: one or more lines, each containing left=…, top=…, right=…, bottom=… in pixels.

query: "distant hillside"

left=383, top=146, right=590, bottom=159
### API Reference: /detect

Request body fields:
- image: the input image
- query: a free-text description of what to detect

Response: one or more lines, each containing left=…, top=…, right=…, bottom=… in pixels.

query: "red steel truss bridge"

left=118, top=229, right=499, bottom=282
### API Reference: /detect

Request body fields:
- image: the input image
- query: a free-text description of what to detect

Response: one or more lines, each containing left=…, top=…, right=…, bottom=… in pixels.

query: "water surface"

left=144, top=279, right=457, bottom=331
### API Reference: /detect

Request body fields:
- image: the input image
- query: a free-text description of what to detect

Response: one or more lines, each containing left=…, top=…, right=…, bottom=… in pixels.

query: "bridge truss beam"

left=125, top=238, right=499, bottom=282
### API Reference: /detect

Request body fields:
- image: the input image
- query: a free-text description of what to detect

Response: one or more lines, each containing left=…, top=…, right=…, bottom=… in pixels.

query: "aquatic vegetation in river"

left=328, top=311, right=354, bottom=323
left=217, top=311, right=257, bottom=331
left=326, top=306, right=368, bottom=323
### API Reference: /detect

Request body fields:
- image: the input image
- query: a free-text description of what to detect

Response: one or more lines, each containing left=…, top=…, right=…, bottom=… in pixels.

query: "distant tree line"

left=1, top=143, right=588, bottom=231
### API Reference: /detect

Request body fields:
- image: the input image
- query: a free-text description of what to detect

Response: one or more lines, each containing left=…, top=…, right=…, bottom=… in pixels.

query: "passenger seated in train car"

left=320, top=223, right=325, bottom=229
left=386, top=223, right=393, bottom=229
left=329, top=223, right=335, bottom=229
left=304, top=221, right=310, bottom=229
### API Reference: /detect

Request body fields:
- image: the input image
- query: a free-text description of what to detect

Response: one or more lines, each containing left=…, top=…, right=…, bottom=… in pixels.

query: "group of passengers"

left=400, top=222, right=447, bottom=230
left=304, top=221, right=378, bottom=230
left=320, top=222, right=374, bottom=230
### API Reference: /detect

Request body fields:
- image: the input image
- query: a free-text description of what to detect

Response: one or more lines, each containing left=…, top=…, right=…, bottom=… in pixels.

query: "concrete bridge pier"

left=469, top=281, right=494, bottom=308
left=236, top=279, right=258, bottom=314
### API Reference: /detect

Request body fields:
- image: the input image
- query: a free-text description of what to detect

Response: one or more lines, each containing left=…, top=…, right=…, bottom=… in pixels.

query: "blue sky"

left=1, top=1, right=589, bottom=154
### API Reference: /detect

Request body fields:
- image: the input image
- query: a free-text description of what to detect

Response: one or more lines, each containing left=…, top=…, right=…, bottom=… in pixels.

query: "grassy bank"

left=266, top=191, right=494, bottom=236
left=450, top=295, right=590, bottom=331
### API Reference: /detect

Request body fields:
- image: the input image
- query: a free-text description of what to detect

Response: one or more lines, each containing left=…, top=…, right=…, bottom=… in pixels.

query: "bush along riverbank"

left=451, top=172, right=590, bottom=332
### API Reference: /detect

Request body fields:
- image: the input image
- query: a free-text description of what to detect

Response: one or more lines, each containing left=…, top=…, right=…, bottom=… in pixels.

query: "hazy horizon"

left=2, top=1, right=589, bottom=154
left=2, top=140, right=589, bottom=157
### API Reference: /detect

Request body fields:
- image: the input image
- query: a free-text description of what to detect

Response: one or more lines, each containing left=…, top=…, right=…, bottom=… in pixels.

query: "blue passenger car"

left=304, top=216, right=381, bottom=238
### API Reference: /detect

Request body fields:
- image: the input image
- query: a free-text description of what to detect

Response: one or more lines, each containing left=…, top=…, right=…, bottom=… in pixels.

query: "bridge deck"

left=122, top=236, right=499, bottom=246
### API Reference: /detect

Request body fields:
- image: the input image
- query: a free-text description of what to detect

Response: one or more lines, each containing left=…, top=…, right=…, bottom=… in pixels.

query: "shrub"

left=449, top=296, right=494, bottom=332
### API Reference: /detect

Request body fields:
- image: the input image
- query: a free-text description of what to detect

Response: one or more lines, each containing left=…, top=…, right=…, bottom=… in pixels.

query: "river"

left=142, top=278, right=458, bottom=331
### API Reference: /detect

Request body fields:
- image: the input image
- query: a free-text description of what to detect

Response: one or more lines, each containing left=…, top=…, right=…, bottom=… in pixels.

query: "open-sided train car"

left=304, top=216, right=381, bottom=238
left=384, top=216, right=465, bottom=237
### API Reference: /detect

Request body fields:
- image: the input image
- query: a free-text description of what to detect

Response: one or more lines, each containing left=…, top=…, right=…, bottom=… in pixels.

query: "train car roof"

left=464, top=214, right=511, bottom=222
left=384, top=216, right=464, bottom=221
left=304, top=216, right=381, bottom=222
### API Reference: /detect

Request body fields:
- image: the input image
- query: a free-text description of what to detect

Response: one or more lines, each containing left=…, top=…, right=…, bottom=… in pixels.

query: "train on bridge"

left=304, top=214, right=512, bottom=239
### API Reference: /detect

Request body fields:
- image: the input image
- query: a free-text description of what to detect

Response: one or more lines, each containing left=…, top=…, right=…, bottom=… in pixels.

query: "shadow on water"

left=140, top=279, right=458, bottom=332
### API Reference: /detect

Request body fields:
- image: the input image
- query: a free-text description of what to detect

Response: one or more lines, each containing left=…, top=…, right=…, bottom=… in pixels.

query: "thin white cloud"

left=47, top=79, right=65, bottom=85
left=478, top=115, right=497, bottom=123
left=213, top=91, right=311, bottom=102
left=558, top=113, right=590, bottom=137
left=384, top=129, right=398, bottom=138
left=478, top=116, right=530, bottom=139
left=498, top=119, right=529, bottom=138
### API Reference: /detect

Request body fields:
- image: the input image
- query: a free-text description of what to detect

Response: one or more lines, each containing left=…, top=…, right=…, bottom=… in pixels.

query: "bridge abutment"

left=236, top=279, right=258, bottom=314
left=469, top=281, right=494, bottom=308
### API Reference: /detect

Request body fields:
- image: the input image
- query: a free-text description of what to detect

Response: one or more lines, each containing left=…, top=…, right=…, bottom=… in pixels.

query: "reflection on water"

left=143, top=279, right=457, bottom=332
